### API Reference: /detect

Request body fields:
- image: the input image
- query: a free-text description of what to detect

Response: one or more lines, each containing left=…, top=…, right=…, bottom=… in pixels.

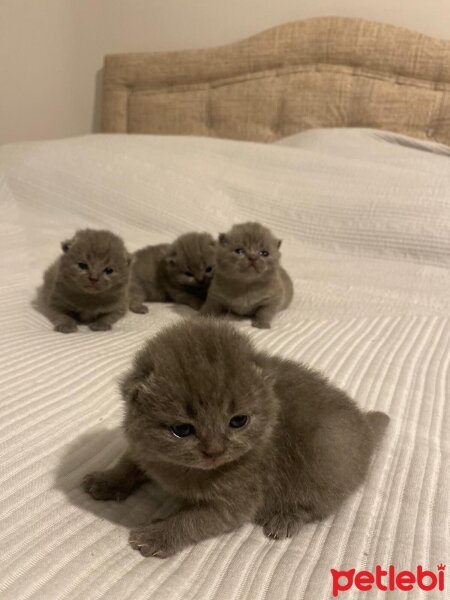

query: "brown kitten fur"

left=200, top=222, right=293, bottom=328
left=37, top=229, right=131, bottom=333
left=83, top=319, right=389, bottom=558
left=129, top=232, right=216, bottom=313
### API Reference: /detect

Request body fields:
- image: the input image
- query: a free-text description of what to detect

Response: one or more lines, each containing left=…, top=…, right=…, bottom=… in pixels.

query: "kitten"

left=37, top=229, right=131, bottom=333
left=129, top=232, right=216, bottom=313
left=83, top=319, right=389, bottom=558
left=200, top=222, right=293, bottom=328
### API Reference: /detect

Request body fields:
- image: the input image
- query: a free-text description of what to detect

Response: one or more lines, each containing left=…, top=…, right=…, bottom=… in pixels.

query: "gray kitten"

left=83, top=319, right=389, bottom=558
left=129, top=232, right=216, bottom=313
left=37, top=229, right=131, bottom=333
left=200, top=222, right=293, bottom=328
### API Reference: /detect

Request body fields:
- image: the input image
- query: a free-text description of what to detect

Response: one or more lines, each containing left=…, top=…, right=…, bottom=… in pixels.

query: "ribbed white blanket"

left=0, top=129, right=448, bottom=599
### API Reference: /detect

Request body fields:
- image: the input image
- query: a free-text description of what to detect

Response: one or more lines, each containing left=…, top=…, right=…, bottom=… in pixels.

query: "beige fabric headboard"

left=101, top=16, right=450, bottom=144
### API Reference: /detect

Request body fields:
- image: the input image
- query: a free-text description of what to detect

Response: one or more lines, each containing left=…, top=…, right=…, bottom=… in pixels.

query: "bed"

left=1, top=17, right=449, bottom=600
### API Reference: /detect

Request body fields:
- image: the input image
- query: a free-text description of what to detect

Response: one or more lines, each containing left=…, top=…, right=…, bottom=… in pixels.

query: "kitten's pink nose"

left=89, top=276, right=99, bottom=283
left=247, top=253, right=258, bottom=262
left=202, top=442, right=225, bottom=458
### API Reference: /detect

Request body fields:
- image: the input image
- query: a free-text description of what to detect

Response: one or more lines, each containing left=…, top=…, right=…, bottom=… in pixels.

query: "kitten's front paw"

left=130, top=304, right=148, bottom=314
left=89, top=322, right=112, bottom=331
left=252, top=319, right=271, bottom=329
left=262, top=514, right=302, bottom=540
left=129, top=522, right=179, bottom=558
left=83, top=472, right=132, bottom=502
left=54, top=322, right=78, bottom=334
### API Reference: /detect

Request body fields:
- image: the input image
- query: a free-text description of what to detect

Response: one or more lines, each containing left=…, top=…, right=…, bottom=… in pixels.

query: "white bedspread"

left=0, top=129, right=449, bottom=599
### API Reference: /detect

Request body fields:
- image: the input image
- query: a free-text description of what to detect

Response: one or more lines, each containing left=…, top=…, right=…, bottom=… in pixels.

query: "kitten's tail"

left=367, top=411, right=390, bottom=446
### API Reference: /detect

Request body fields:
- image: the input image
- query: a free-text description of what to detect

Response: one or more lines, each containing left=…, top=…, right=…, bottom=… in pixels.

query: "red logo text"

left=331, top=564, right=446, bottom=597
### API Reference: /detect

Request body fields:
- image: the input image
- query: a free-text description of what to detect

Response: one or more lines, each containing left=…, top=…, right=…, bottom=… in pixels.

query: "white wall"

left=1, top=0, right=450, bottom=145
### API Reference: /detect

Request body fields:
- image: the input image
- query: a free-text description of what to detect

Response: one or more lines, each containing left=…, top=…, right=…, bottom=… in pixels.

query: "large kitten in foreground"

left=83, top=320, right=389, bottom=558
left=129, top=232, right=216, bottom=313
left=200, top=222, right=293, bottom=328
left=37, top=229, right=130, bottom=333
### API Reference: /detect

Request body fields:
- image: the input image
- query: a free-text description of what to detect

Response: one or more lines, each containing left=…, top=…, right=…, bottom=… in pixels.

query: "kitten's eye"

left=234, top=248, right=244, bottom=255
left=104, top=267, right=114, bottom=275
left=171, top=423, right=195, bottom=438
left=184, top=271, right=194, bottom=277
left=259, top=250, right=269, bottom=257
left=205, top=266, right=213, bottom=273
left=229, top=415, right=248, bottom=428
left=78, top=262, right=88, bottom=270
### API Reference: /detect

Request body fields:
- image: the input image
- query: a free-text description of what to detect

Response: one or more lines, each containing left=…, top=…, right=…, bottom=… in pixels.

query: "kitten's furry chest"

left=137, top=456, right=255, bottom=503
left=165, top=281, right=208, bottom=303
left=141, top=461, right=222, bottom=500
left=220, top=283, right=274, bottom=316
left=55, top=284, right=124, bottom=321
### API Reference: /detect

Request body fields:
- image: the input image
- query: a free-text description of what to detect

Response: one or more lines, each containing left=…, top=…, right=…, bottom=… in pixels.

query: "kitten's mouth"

left=84, top=283, right=101, bottom=292
left=245, top=263, right=260, bottom=274
left=198, top=449, right=250, bottom=470
left=198, top=457, right=231, bottom=470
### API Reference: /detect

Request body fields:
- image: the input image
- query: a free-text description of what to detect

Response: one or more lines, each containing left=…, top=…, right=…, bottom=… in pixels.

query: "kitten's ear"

left=277, top=239, right=282, bottom=249
left=252, top=355, right=275, bottom=385
left=164, top=246, right=177, bottom=265
left=61, top=238, right=73, bottom=253
left=218, top=233, right=228, bottom=246
left=121, top=368, right=154, bottom=404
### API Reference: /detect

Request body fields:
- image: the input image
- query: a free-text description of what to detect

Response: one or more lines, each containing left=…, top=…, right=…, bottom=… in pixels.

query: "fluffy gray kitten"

left=37, top=229, right=130, bottom=333
left=129, top=232, right=216, bottom=313
left=83, top=319, right=389, bottom=558
left=200, top=222, right=293, bottom=328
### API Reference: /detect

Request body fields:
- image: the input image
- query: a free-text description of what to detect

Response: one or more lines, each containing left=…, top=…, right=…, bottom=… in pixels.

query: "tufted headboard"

left=101, top=16, right=450, bottom=144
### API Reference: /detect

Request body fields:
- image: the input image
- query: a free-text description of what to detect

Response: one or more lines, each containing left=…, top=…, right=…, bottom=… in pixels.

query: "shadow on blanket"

left=54, top=428, right=180, bottom=529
